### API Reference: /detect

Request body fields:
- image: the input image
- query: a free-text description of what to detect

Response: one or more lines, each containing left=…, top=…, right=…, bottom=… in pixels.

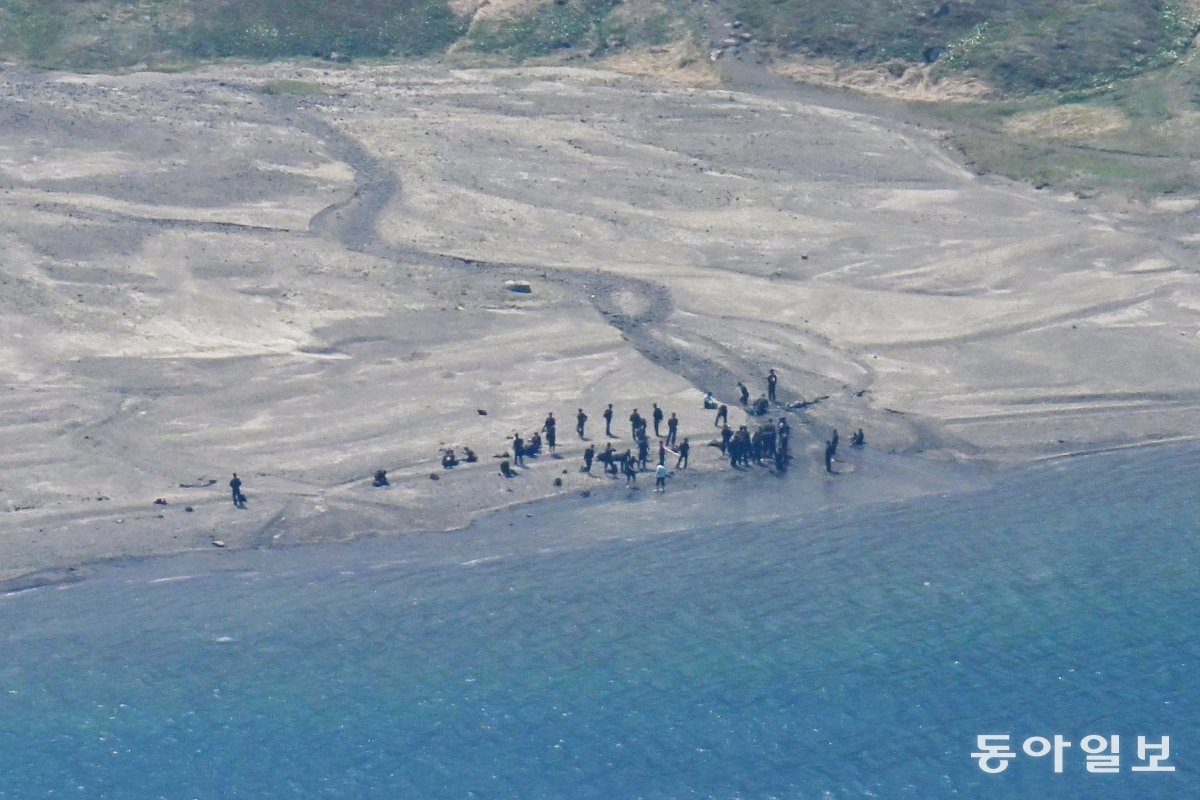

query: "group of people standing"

left=225, top=371, right=867, bottom=507
left=498, top=369, right=863, bottom=489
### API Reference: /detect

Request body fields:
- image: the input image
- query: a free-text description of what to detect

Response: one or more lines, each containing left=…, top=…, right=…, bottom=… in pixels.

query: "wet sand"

left=2, top=60, right=1199, bottom=585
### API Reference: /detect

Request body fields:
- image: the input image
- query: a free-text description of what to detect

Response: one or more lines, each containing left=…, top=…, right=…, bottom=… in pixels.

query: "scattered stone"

left=579, top=490, right=591, bottom=498
left=154, top=498, right=168, bottom=505
left=504, top=280, right=532, bottom=294
left=553, top=478, right=563, bottom=487
left=212, top=540, right=226, bottom=548
left=477, top=409, right=488, bottom=415
left=185, top=506, right=194, bottom=513
left=429, top=473, right=440, bottom=481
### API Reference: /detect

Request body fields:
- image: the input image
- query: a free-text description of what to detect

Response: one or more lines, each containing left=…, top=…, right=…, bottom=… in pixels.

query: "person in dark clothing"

left=850, top=428, right=865, bottom=447
left=442, top=449, right=459, bottom=468
left=703, top=391, right=717, bottom=409
left=676, top=438, right=690, bottom=469
left=637, top=435, right=649, bottom=470
left=583, top=444, right=595, bottom=473
left=603, top=404, right=614, bottom=437
left=463, top=447, right=478, bottom=463
left=730, top=429, right=747, bottom=468
left=761, top=422, right=776, bottom=459
left=576, top=409, right=588, bottom=439
left=666, top=412, right=678, bottom=446
left=512, top=433, right=524, bottom=466
left=778, top=418, right=790, bottom=440
left=373, top=469, right=389, bottom=487
left=720, top=424, right=733, bottom=454
left=652, top=403, right=664, bottom=437
left=753, top=396, right=769, bottom=416
left=714, top=404, right=728, bottom=427
left=767, top=369, right=778, bottom=402
left=543, top=413, right=557, bottom=452
left=830, top=428, right=839, bottom=455
left=623, top=451, right=637, bottom=483
left=229, top=473, right=244, bottom=507
left=602, top=443, right=617, bottom=476
left=629, top=409, right=642, bottom=440
left=824, top=440, right=836, bottom=473
left=738, top=382, right=750, bottom=405
left=658, top=439, right=667, bottom=466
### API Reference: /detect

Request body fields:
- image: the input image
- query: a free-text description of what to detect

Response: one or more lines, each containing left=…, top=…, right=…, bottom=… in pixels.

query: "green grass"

left=182, top=0, right=467, bottom=60
left=3, top=0, right=1200, bottom=199
left=465, top=0, right=625, bottom=59
left=724, top=0, right=1200, bottom=94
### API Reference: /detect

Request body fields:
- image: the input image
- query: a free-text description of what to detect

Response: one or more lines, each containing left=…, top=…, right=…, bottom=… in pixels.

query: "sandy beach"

left=2, top=58, right=1199, bottom=585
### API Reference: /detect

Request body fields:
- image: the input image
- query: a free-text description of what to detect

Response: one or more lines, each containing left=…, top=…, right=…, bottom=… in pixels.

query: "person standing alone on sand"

left=229, top=473, right=244, bottom=507
left=666, top=412, right=679, bottom=446
left=652, top=403, right=664, bottom=437
left=543, top=413, right=557, bottom=453
left=576, top=408, right=588, bottom=439
left=603, top=403, right=614, bottom=437
left=767, top=369, right=778, bottom=402
left=738, top=382, right=750, bottom=405
left=714, top=403, right=728, bottom=427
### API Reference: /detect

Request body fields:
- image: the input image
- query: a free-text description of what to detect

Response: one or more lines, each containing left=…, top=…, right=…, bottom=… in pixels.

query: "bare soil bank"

left=1, top=62, right=1198, bottom=582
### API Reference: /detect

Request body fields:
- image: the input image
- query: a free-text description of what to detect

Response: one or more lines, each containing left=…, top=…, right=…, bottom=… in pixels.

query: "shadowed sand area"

left=1, top=62, right=1199, bottom=583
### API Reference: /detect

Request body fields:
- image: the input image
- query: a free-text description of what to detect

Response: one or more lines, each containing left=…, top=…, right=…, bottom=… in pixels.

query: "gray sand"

left=2, top=61, right=1198, bottom=584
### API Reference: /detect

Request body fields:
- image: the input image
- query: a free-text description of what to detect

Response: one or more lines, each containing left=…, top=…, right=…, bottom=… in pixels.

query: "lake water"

left=1, top=444, right=1196, bottom=798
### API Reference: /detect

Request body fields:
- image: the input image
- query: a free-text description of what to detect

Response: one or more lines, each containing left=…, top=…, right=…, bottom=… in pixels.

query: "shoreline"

left=0, top=436, right=983, bottom=595
left=4, top=435, right=1197, bottom=597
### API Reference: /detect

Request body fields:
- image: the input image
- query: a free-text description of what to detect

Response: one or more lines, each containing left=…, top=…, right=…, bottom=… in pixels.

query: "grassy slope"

left=2, top=0, right=1200, bottom=197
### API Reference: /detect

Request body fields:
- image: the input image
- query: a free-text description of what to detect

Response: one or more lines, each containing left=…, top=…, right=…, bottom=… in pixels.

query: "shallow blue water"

left=1, top=444, right=1197, bottom=799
